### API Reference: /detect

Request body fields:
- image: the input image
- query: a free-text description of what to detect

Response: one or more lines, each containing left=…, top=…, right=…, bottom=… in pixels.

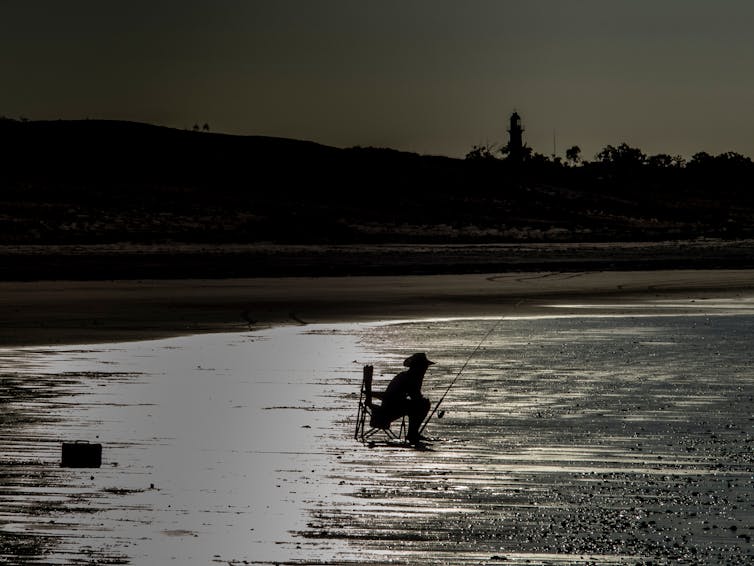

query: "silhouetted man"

left=381, top=352, right=434, bottom=444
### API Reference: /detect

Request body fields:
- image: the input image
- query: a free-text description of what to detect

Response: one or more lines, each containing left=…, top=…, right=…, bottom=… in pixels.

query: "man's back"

left=384, top=368, right=422, bottom=403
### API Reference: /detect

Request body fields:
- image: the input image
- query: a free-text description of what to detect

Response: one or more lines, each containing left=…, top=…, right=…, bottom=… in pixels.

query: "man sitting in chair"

left=381, top=352, right=434, bottom=444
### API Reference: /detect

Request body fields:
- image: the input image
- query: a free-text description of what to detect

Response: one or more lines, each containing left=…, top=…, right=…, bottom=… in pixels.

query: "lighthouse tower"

left=507, top=111, right=524, bottom=161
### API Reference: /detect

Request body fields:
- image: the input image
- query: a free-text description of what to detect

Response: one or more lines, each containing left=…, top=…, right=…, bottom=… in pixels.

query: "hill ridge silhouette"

left=2, top=118, right=754, bottom=251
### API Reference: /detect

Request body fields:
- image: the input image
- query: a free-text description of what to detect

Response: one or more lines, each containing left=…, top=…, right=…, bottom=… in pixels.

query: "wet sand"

left=3, top=269, right=754, bottom=347
left=0, top=313, right=752, bottom=564
left=337, top=314, right=754, bottom=564
left=2, top=270, right=754, bottom=564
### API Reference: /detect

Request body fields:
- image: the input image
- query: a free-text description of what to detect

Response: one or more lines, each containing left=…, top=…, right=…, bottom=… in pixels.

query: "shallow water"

left=0, top=309, right=753, bottom=564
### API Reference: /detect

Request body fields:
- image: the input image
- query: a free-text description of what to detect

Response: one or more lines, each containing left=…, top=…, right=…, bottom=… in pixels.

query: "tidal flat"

left=0, top=301, right=753, bottom=564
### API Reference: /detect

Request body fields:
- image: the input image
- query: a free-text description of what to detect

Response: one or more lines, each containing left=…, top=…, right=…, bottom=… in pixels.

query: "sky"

left=3, top=1, right=754, bottom=160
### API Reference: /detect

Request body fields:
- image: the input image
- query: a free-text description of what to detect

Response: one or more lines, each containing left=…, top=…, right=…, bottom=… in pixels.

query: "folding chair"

left=354, top=364, right=406, bottom=444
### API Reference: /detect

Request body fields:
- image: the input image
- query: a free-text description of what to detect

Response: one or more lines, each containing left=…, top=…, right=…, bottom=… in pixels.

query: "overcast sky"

left=3, top=1, right=754, bottom=159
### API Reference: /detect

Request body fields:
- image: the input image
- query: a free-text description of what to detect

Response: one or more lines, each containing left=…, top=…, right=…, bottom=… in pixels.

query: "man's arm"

left=405, top=373, right=423, bottom=400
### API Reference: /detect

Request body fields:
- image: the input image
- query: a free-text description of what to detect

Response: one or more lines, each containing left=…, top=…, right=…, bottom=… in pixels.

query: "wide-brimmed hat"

left=403, top=352, right=436, bottom=368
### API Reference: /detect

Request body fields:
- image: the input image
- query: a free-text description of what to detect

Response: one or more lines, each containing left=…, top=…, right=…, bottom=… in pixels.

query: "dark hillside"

left=2, top=119, right=754, bottom=246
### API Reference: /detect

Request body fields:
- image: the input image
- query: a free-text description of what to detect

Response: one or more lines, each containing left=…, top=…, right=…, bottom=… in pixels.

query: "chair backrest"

left=363, top=365, right=374, bottom=406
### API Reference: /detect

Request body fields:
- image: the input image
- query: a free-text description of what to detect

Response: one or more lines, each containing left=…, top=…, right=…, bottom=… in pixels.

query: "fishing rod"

left=419, top=316, right=504, bottom=435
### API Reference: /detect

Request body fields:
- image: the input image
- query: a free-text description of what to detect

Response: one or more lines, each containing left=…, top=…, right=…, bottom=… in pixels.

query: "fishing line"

left=419, top=316, right=504, bottom=435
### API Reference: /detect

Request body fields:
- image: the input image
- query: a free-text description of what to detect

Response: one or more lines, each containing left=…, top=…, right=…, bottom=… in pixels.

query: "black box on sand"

left=61, top=441, right=102, bottom=468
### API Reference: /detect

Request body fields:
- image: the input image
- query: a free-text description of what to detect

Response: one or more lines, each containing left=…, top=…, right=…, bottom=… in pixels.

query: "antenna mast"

left=552, top=129, right=557, bottom=158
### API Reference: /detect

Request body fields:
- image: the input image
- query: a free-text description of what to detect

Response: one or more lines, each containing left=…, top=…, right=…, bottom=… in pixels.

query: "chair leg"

left=395, top=415, right=405, bottom=442
left=356, top=404, right=370, bottom=442
left=355, top=401, right=364, bottom=441
left=355, top=380, right=365, bottom=440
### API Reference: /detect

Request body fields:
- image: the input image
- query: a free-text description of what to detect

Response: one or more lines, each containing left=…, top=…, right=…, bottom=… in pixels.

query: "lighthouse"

left=507, top=111, right=524, bottom=161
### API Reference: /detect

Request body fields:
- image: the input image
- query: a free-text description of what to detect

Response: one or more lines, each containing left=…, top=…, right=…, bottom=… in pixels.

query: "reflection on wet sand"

left=330, top=315, right=754, bottom=564
left=1, top=310, right=753, bottom=564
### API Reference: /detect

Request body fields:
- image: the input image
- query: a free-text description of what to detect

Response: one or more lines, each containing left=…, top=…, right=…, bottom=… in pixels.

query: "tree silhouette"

left=565, top=145, right=581, bottom=165
left=647, top=153, right=673, bottom=168
left=596, top=143, right=646, bottom=168
left=465, top=143, right=498, bottom=161
left=646, top=153, right=685, bottom=169
left=688, top=151, right=752, bottom=169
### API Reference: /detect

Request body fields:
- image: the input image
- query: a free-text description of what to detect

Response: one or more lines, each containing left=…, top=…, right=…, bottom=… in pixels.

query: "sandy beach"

left=4, top=269, right=754, bottom=347
left=1, top=270, right=754, bottom=564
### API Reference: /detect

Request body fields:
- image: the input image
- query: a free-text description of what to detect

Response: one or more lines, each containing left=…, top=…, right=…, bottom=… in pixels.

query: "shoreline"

left=3, top=269, right=754, bottom=347
left=3, top=240, right=754, bottom=280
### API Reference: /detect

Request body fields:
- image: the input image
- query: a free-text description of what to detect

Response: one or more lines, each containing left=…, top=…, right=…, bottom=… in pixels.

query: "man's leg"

left=407, top=397, right=431, bottom=442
